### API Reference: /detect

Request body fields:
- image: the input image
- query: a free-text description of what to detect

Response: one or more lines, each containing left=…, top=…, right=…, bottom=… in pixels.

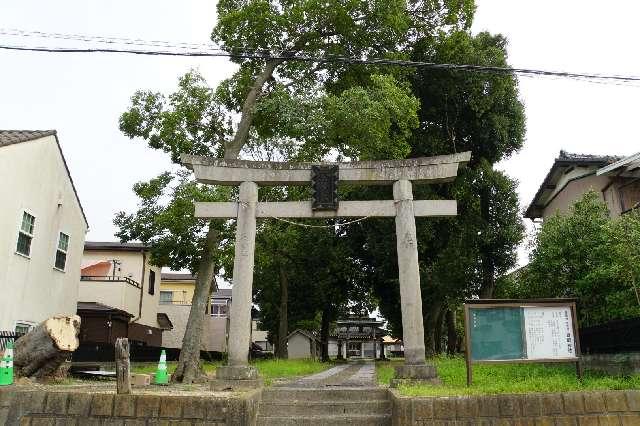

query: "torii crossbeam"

left=182, top=151, right=471, bottom=389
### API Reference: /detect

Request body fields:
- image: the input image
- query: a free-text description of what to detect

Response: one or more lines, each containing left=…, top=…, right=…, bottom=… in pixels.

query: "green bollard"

left=0, top=355, right=7, bottom=386
left=154, top=349, right=168, bottom=385
left=5, top=342, right=14, bottom=385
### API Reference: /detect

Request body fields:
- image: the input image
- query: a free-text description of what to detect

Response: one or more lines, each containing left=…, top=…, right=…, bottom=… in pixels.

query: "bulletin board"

left=464, top=299, right=582, bottom=385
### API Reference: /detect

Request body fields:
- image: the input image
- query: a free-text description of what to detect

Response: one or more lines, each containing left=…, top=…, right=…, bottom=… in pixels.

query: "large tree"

left=118, top=0, right=470, bottom=380
left=345, top=29, right=526, bottom=354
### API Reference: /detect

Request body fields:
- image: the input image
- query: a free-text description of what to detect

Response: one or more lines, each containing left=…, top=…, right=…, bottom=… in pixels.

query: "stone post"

left=392, top=180, right=439, bottom=385
left=212, top=181, right=262, bottom=390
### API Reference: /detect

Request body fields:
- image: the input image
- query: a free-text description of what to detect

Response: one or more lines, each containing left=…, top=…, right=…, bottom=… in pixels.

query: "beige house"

left=159, top=274, right=270, bottom=353
left=78, top=241, right=167, bottom=346
left=0, top=130, right=88, bottom=333
left=525, top=151, right=640, bottom=221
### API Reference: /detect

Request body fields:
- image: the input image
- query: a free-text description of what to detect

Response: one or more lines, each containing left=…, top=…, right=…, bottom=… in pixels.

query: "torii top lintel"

left=181, top=151, right=471, bottom=187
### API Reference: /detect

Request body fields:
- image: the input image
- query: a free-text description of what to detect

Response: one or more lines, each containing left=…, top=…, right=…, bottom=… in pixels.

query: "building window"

left=148, top=270, right=156, bottom=295
left=54, top=232, right=70, bottom=271
left=159, top=291, right=173, bottom=304
left=211, top=302, right=228, bottom=317
left=16, top=211, right=35, bottom=257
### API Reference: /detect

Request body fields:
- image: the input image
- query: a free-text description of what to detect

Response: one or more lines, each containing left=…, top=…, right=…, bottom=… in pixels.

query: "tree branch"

left=224, top=58, right=285, bottom=159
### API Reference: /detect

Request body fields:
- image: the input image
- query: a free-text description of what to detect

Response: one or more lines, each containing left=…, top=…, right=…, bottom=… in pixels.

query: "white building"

left=0, top=130, right=88, bottom=332
left=78, top=242, right=167, bottom=346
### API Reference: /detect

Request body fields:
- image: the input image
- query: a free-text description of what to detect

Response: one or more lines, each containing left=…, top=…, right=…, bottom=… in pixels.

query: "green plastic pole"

left=154, top=349, right=168, bottom=385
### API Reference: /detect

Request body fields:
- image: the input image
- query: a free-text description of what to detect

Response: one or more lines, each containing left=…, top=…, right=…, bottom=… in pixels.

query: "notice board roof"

left=465, top=298, right=577, bottom=305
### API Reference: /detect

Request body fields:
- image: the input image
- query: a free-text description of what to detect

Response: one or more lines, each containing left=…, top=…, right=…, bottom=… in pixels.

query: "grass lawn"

left=132, top=358, right=332, bottom=385
left=253, top=359, right=333, bottom=385
left=377, top=357, right=640, bottom=397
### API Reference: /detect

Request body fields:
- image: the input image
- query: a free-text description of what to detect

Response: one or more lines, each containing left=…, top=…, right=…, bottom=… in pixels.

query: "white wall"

left=80, top=250, right=161, bottom=328
left=288, top=333, right=312, bottom=359
left=0, top=136, right=87, bottom=330
left=78, top=280, right=140, bottom=316
left=542, top=173, right=611, bottom=219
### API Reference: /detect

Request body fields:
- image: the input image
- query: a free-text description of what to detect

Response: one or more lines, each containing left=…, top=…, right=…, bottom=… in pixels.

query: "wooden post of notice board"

left=571, top=302, right=584, bottom=381
left=464, top=299, right=581, bottom=387
left=464, top=304, right=472, bottom=386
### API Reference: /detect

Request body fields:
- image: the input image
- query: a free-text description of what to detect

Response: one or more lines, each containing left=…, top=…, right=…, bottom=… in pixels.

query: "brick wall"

left=391, top=390, right=640, bottom=425
left=0, top=388, right=261, bottom=426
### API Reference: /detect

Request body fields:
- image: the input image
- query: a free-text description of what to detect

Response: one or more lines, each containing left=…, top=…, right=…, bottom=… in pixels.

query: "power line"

left=2, top=29, right=640, bottom=85
left=0, top=28, right=221, bottom=51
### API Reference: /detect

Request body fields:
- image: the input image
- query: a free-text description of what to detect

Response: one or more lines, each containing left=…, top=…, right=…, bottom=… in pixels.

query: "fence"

left=72, top=343, right=224, bottom=363
left=0, top=331, right=24, bottom=351
left=580, top=316, right=640, bottom=354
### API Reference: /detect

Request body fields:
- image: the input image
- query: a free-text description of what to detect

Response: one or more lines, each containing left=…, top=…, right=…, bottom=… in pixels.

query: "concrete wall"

left=583, top=352, right=640, bottom=376
left=80, top=250, right=161, bottom=328
left=251, top=320, right=268, bottom=347
left=288, top=333, right=313, bottom=359
left=391, top=389, right=640, bottom=425
left=160, top=303, right=228, bottom=352
left=0, top=135, right=88, bottom=330
left=0, top=388, right=262, bottom=426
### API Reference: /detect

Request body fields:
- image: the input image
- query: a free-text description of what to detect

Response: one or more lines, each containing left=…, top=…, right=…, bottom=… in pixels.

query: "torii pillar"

left=182, top=152, right=471, bottom=390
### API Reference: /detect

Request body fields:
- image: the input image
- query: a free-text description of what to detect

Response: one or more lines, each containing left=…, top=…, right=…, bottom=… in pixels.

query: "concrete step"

left=259, top=400, right=391, bottom=416
left=261, top=387, right=389, bottom=402
left=257, top=414, right=391, bottom=426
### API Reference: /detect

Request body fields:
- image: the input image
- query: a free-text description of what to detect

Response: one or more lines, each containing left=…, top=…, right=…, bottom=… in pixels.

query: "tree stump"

left=14, top=315, right=80, bottom=379
left=115, top=338, right=131, bottom=394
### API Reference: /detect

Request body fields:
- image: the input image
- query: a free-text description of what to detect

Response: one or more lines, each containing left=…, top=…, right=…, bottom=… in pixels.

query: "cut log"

left=14, top=315, right=80, bottom=379
left=115, top=338, right=131, bottom=394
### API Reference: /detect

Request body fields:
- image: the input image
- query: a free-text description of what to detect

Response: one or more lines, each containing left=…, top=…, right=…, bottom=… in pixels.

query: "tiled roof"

left=288, top=329, right=321, bottom=342
left=0, top=130, right=57, bottom=147
left=558, top=150, right=623, bottom=164
left=84, top=241, right=149, bottom=251
left=161, top=273, right=196, bottom=281
left=77, top=301, right=133, bottom=317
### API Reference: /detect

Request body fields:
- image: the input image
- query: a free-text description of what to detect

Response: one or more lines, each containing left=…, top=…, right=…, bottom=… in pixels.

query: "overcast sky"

left=1, top=1, right=639, bottom=269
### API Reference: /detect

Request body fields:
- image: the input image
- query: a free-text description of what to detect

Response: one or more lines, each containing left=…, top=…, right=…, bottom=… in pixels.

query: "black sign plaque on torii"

left=311, top=165, right=339, bottom=210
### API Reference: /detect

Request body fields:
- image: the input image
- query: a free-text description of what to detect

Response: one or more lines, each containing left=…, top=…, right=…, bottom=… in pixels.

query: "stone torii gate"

left=182, top=151, right=471, bottom=390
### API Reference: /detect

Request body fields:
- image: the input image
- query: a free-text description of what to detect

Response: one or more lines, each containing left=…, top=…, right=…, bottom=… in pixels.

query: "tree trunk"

left=445, top=309, right=457, bottom=356
left=277, top=264, right=289, bottom=359
left=14, top=315, right=80, bottom=380
left=115, top=338, right=131, bottom=394
left=224, top=59, right=284, bottom=160
left=172, top=226, right=219, bottom=383
left=479, top=185, right=496, bottom=298
left=320, top=305, right=331, bottom=362
left=423, top=302, right=442, bottom=357
left=433, top=308, right=446, bottom=355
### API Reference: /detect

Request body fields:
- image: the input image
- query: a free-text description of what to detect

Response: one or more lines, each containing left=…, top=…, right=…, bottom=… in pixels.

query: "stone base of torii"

left=182, top=152, right=471, bottom=390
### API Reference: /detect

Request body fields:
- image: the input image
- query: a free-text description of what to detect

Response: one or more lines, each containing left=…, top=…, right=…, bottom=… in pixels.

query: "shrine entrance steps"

left=257, top=387, right=391, bottom=426
left=256, top=361, right=391, bottom=425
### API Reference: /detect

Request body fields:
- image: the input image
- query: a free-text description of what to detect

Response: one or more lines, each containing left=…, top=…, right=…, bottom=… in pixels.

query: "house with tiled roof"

left=77, top=241, right=169, bottom=347
left=0, top=130, right=88, bottom=332
left=525, top=150, right=640, bottom=220
left=159, top=273, right=269, bottom=353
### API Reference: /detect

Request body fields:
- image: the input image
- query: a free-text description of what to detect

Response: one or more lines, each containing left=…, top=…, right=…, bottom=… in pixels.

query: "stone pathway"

left=279, top=361, right=376, bottom=388
left=259, top=362, right=389, bottom=425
